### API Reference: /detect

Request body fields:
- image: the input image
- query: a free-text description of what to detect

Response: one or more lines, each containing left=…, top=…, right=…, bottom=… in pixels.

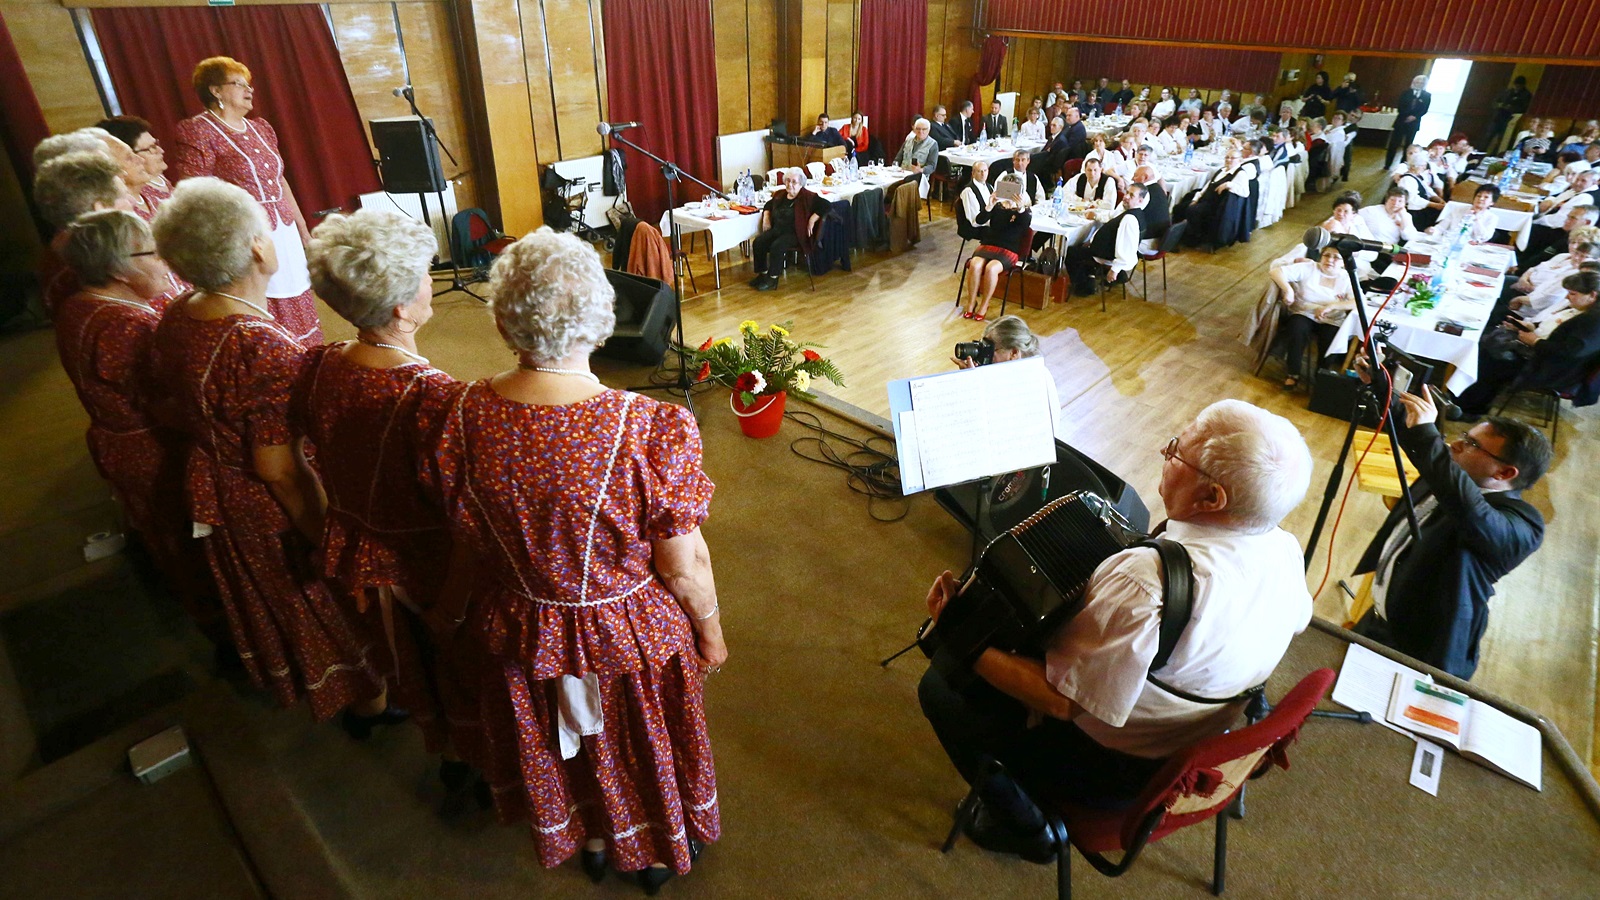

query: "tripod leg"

left=1303, top=398, right=1364, bottom=571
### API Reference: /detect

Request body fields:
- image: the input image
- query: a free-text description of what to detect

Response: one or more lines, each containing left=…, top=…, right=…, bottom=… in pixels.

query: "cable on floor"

left=782, top=409, right=908, bottom=522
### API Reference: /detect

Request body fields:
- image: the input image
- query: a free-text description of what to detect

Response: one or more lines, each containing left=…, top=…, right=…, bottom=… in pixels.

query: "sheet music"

left=901, top=358, right=1058, bottom=493
left=897, top=411, right=925, bottom=494
left=1331, top=643, right=1417, bottom=736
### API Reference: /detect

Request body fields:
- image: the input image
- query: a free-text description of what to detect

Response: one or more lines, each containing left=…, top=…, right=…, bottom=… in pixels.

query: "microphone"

left=1302, top=226, right=1404, bottom=257
left=596, top=121, right=641, bottom=136
left=391, top=85, right=413, bottom=99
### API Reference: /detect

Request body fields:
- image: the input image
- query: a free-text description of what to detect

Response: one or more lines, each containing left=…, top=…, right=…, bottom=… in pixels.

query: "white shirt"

left=1154, top=131, right=1184, bottom=156
left=1093, top=208, right=1144, bottom=277
left=1019, top=118, right=1047, bottom=142
left=1433, top=204, right=1500, bottom=243
left=1444, top=150, right=1473, bottom=177
left=1521, top=254, right=1580, bottom=317
left=1535, top=189, right=1596, bottom=228
left=1152, top=98, right=1176, bottom=120
left=1229, top=117, right=1253, bottom=136
left=958, top=180, right=992, bottom=226
left=1215, top=160, right=1254, bottom=197
left=1045, top=520, right=1312, bottom=758
left=1359, top=203, right=1421, bottom=246
left=1396, top=171, right=1437, bottom=211
left=995, top=169, right=1047, bottom=208
left=1279, top=260, right=1355, bottom=321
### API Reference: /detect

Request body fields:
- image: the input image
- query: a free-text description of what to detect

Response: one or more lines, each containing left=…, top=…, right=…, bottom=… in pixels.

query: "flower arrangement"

left=1403, top=274, right=1439, bottom=314
left=686, top=320, right=845, bottom=404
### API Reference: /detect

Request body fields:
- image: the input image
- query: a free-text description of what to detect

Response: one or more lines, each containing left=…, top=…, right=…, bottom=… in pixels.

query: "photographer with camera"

left=918, top=401, right=1313, bottom=862
left=1349, top=353, right=1551, bottom=680
left=952, top=315, right=1059, bottom=428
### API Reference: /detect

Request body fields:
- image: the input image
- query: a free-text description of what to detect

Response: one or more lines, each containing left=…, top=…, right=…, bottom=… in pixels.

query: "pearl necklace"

left=356, top=337, right=429, bottom=364
left=206, top=109, right=248, bottom=134
left=209, top=290, right=274, bottom=319
left=518, top=363, right=600, bottom=384
left=82, top=291, right=153, bottom=312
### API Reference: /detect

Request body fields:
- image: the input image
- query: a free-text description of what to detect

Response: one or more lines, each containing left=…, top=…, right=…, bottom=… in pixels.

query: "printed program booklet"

left=1385, top=673, right=1542, bottom=791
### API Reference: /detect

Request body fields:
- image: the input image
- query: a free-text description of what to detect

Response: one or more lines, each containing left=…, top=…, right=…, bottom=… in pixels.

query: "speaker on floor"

left=370, top=116, right=447, bottom=195
left=933, top=440, right=1150, bottom=543
left=596, top=269, right=675, bottom=366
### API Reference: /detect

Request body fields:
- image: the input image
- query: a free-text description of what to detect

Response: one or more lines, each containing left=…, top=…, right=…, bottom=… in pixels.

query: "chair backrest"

left=1117, top=668, right=1335, bottom=851
left=450, top=208, right=497, bottom=268
left=806, top=161, right=827, bottom=181
left=1159, top=220, right=1188, bottom=253
left=1062, top=157, right=1084, bottom=179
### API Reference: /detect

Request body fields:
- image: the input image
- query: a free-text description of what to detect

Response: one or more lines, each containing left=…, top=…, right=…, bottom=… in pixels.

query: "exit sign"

left=208, top=0, right=235, bottom=6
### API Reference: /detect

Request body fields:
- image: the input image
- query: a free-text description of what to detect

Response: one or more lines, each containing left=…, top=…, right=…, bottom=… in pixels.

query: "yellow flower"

left=739, top=320, right=759, bottom=334
left=792, top=369, right=811, bottom=392
left=712, top=336, right=733, bottom=348
left=769, top=323, right=789, bottom=337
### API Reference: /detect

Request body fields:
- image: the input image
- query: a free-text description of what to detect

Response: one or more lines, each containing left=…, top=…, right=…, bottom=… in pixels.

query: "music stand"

left=392, top=89, right=486, bottom=304
left=602, top=126, right=729, bottom=412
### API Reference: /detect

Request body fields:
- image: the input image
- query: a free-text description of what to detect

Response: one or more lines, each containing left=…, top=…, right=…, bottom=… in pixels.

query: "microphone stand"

left=398, top=88, right=486, bottom=304
left=603, top=128, right=730, bottom=413
left=1301, top=239, right=1422, bottom=572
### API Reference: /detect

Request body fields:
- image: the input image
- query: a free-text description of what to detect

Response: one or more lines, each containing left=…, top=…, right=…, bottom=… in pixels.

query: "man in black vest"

left=1385, top=75, right=1432, bottom=167
left=1066, top=183, right=1148, bottom=295
left=1131, top=165, right=1170, bottom=244
left=983, top=99, right=1009, bottom=140
left=1351, top=380, right=1550, bottom=681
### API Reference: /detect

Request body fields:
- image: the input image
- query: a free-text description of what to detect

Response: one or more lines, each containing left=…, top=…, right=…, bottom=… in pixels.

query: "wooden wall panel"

left=824, top=0, right=854, bottom=119
left=515, top=0, right=560, bottom=164
left=395, top=2, right=476, bottom=210
left=464, top=0, right=541, bottom=232
left=747, top=0, right=778, bottom=130
left=329, top=3, right=411, bottom=144
left=923, top=0, right=945, bottom=116
left=712, top=0, right=751, bottom=133
left=936, top=0, right=977, bottom=111
left=543, top=0, right=604, bottom=159
left=6, top=5, right=103, bottom=132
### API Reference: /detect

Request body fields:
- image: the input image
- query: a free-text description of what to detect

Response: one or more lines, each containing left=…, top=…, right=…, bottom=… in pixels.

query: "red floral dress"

left=125, top=194, right=186, bottom=314
left=172, top=112, right=322, bottom=345
left=152, top=305, right=380, bottom=719
left=422, top=384, right=719, bottom=874
left=52, top=291, right=218, bottom=633
left=296, top=344, right=471, bottom=752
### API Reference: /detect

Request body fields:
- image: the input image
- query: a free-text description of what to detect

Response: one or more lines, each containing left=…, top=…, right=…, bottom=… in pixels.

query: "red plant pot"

left=730, top=391, right=787, bottom=438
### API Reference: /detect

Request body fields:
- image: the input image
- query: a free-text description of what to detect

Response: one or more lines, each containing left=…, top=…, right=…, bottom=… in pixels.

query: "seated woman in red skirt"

left=960, top=160, right=1033, bottom=321
left=420, top=230, right=725, bottom=893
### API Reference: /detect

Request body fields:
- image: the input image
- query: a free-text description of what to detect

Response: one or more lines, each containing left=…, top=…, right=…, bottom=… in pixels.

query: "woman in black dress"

left=1299, top=72, right=1334, bottom=119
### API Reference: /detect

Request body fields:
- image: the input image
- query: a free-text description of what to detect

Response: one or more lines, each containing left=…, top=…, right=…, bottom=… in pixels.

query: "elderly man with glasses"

left=1349, top=367, right=1551, bottom=681
left=917, top=400, right=1315, bottom=862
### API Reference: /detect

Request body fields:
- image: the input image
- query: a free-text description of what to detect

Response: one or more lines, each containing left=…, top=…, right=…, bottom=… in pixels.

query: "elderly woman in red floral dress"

left=297, top=208, right=479, bottom=757
left=152, top=177, right=386, bottom=722
left=421, top=230, right=726, bottom=893
left=97, top=116, right=173, bottom=208
left=173, top=56, right=322, bottom=346
left=51, top=209, right=220, bottom=645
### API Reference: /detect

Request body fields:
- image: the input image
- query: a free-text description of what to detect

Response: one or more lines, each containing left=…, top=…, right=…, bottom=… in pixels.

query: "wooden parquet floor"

left=668, top=147, right=1600, bottom=775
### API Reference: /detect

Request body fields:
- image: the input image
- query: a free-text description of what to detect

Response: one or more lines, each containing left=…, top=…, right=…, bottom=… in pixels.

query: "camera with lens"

left=954, top=337, right=995, bottom=366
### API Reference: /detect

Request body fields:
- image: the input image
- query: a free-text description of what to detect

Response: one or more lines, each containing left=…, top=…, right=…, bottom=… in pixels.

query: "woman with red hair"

left=172, top=56, right=323, bottom=346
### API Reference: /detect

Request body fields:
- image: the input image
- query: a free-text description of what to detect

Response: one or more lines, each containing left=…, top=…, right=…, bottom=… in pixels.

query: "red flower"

left=697, top=362, right=712, bottom=382
left=802, top=349, right=821, bottom=362
left=698, top=337, right=715, bottom=352
left=733, top=372, right=758, bottom=393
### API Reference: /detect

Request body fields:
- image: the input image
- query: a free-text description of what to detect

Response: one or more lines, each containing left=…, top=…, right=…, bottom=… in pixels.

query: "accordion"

left=918, top=491, right=1146, bottom=683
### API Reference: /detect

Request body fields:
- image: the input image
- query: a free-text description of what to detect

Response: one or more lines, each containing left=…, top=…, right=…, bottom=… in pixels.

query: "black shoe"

left=962, top=799, right=1056, bottom=864
left=747, top=275, right=767, bottom=289
left=439, top=759, right=473, bottom=793
left=754, top=275, right=779, bottom=292
left=340, top=705, right=409, bottom=741
left=636, top=866, right=674, bottom=895
left=581, top=847, right=607, bottom=884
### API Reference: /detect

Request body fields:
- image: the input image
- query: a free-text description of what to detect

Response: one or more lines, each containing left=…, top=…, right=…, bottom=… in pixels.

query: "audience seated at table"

left=954, top=101, right=981, bottom=145
left=1431, top=183, right=1502, bottom=243
left=895, top=118, right=940, bottom=174
left=1179, top=89, right=1204, bottom=119
left=1189, top=109, right=1221, bottom=148
left=982, top=100, right=1009, bottom=140
left=1179, top=143, right=1254, bottom=249
left=1018, top=108, right=1046, bottom=143
left=1060, top=108, right=1088, bottom=159
left=1521, top=200, right=1598, bottom=269
left=1082, top=132, right=1111, bottom=168
left=928, top=106, right=959, bottom=151
left=1271, top=104, right=1296, bottom=131
left=1359, top=184, right=1421, bottom=260
left=1110, top=79, right=1135, bottom=109
left=1131, top=165, right=1170, bottom=246
left=1531, top=169, right=1599, bottom=232
left=1455, top=270, right=1600, bottom=416
left=1079, top=90, right=1103, bottom=118
left=1556, top=120, right=1599, bottom=154
left=1206, top=89, right=1235, bottom=115
left=1270, top=244, right=1358, bottom=390
left=1043, top=116, right=1069, bottom=156
left=748, top=167, right=832, bottom=292
left=991, top=149, right=1049, bottom=209
left=1513, top=118, right=1555, bottom=158
left=1150, top=87, right=1177, bottom=122
left=1395, top=148, right=1447, bottom=230
left=1066, top=182, right=1149, bottom=296
left=1064, top=156, right=1119, bottom=207
left=807, top=113, right=846, bottom=151
left=1443, top=134, right=1477, bottom=183
left=958, top=158, right=993, bottom=227
left=1495, top=234, right=1598, bottom=327
left=839, top=112, right=869, bottom=158
left=958, top=172, right=1032, bottom=322
left=1154, top=120, right=1186, bottom=157
left=1319, top=191, right=1378, bottom=277
left=1105, top=132, right=1138, bottom=185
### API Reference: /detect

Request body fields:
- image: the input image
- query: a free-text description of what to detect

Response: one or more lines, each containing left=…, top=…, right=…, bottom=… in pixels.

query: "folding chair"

left=1138, top=221, right=1188, bottom=301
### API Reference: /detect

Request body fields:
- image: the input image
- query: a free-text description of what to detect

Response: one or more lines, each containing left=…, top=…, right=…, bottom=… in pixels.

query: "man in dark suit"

left=807, top=113, right=846, bottom=150
left=928, top=106, right=959, bottom=151
left=1061, top=107, right=1088, bottom=159
left=983, top=99, right=1009, bottom=140
left=1351, top=381, right=1551, bottom=681
left=1482, top=75, right=1533, bottom=152
left=955, top=100, right=981, bottom=145
left=1385, top=75, right=1432, bottom=167
left=1111, top=78, right=1135, bottom=110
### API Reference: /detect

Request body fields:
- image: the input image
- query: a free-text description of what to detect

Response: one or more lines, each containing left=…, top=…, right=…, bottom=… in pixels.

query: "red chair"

left=1061, top=157, right=1084, bottom=180
left=943, top=668, right=1335, bottom=899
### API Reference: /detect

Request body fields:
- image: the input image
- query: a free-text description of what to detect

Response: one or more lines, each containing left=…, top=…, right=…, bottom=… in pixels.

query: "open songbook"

left=1333, top=643, right=1542, bottom=791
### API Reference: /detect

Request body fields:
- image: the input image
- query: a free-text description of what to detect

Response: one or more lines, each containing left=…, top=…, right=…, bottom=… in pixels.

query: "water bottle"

left=1052, top=178, right=1066, bottom=218
left=1184, top=142, right=1194, bottom=165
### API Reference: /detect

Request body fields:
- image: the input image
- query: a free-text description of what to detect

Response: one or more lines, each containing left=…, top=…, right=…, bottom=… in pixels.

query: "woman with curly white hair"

left=297, top=208, right=473, bottom=749
left=151, top=177, right=386, bottom=723
left=420, top=229, right=725, bottom=891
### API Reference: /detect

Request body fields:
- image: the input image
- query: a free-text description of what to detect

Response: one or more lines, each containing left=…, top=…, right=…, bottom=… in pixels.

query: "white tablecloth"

left=663, top=168, right=913, bottom=256
left=1440, top=200, right=1535, bottom=250
left=1324, top=240, right=1515, bottom=391
left=940, top=139, right=1045, bottom=167
left=1152, top=153, right=1224, bottom=213
left=1358, top=112, right=1397, bottom=132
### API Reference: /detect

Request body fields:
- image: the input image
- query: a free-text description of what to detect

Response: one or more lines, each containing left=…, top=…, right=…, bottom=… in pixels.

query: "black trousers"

left=752, top=228, right=799, bottom=276
left=1385, top=123, right=1420, bottom=167
left=1281, top=315, right=1340, bottom=380
left=1456, top=352, right=1528, bottom=414
left=1064, top=244, right=1104, bottom=295
left=917, top=665, right=1166, bottom=834
left=1411, top=205, right=1442, bottom=231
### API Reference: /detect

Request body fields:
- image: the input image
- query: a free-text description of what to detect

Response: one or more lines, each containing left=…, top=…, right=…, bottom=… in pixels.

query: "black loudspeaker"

left=934, top=440, right=1151, bottom=543
left=370, top=116, right=446, bottom=194
left=596, top=269, right=675, bottom=366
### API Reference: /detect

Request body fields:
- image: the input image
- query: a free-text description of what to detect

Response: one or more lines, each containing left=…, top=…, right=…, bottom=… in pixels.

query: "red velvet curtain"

left=90, top=6, right=379, bottom=218
left=857, top=0, right=928, bottom=141
left=1529, top=66, right=1600, bottom=118
left=968, top=36, right=1008, bottom=114
left=1072, top=42, right=1280, bottom=94
left=602, top=0, right=719, bottom=225
left=0, top=11, right=49, bottom=185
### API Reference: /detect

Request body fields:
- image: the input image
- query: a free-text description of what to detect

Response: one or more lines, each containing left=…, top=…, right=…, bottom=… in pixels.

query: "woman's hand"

left=696, top=630, right=728, bottom=670
left=926, top=570, right=960, bottom=622
left=1515, top=326, right=1540, bottom=346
